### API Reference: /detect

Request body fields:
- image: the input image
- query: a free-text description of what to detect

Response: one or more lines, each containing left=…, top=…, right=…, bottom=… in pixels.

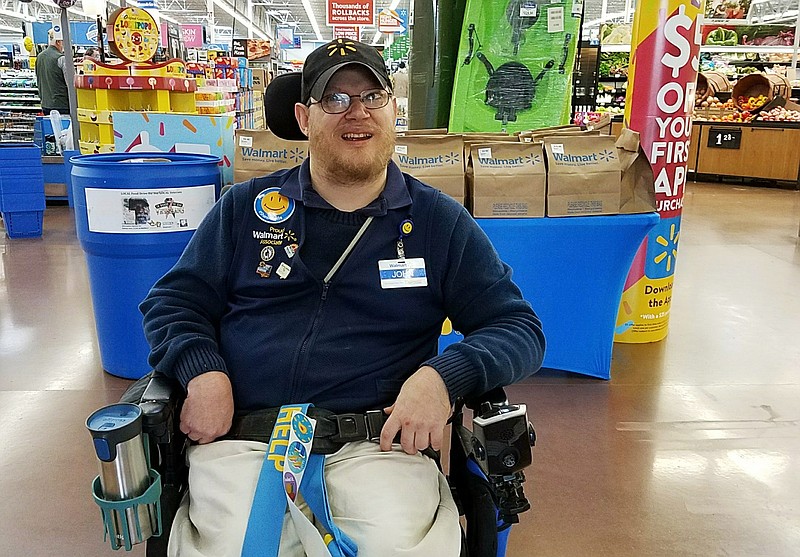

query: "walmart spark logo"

left=327, top=39, right=357, bottom=57
left=653, top=222, right=680, bottom=273
left=598, top=149, right=616, bottom=162
left=443, top=152, right=460, bottom=165
left=525, top=154, right=542, bottom=165
left=289, top=148, right=305, bottom=163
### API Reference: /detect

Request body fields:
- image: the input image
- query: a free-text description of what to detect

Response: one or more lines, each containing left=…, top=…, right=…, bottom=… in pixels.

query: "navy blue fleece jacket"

left=140, top=160, right=545, bottom=413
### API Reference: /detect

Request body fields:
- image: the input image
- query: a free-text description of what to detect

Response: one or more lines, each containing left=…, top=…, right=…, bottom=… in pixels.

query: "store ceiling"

left=0, top=0, right=411, bottom=45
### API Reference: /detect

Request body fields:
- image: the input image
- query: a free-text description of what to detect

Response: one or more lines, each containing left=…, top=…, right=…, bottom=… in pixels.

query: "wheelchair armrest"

left=120, top=372, right=184, bottom=446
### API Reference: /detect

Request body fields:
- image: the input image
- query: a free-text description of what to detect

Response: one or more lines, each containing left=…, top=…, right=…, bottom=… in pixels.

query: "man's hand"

left=381, top=366, right=451, bottom=455
left=180, top=371, right=234, bottom=444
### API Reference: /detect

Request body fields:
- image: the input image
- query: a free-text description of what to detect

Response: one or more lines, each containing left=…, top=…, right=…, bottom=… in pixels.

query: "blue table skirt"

left=439, top=213, right=660, bottom=379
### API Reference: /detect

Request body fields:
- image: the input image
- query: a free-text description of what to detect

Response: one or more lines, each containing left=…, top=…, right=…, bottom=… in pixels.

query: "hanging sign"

left=327, top=0, right=374, bottom=27
left=615, top=0, right=703, bottom=343
left=377, top=8, right=405, bottom=34
left=333, top=26, right=360, bottom=41
left=108, top=7, right=160, bottom=63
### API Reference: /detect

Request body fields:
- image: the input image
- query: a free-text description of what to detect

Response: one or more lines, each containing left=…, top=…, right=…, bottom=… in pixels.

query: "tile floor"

left=1, top=180, right=798, bottom=556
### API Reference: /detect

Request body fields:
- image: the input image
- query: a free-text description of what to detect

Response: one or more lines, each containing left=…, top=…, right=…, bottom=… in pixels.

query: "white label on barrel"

left=84, top=185, right=216, bottom=234
left=239, top=135, right=253, bottom=147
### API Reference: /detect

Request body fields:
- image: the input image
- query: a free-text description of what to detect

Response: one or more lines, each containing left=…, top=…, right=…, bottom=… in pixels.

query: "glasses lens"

left=322, top=93, right=351, bottom=114
left=361, top=89, right=389, bottom=109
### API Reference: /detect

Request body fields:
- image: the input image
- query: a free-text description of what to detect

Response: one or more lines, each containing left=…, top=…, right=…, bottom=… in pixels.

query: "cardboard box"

left=392, top=135, right=465, bottom=201
left=113, top=112, right=235, bottom=185
left=544, top=135, right=621, bottom=217
left=252, top=68, right=268, bottom=93
left=470, top=142, right=546, bottom=218
left=233, top=129, right=308, bottom=182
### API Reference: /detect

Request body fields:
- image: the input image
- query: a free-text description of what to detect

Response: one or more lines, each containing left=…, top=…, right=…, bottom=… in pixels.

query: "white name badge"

left=378, top=258, right=428, bottom=289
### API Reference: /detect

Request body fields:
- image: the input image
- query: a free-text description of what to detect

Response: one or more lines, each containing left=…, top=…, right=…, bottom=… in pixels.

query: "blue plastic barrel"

left=71, top=153, right=221, bottom=379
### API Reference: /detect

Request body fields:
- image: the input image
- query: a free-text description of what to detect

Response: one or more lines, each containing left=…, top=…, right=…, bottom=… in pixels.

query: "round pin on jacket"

left=399, top=219, right=413, bottom=237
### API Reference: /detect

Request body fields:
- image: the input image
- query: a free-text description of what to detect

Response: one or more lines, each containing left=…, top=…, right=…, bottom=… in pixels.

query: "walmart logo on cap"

left=328, top=39, right=357, bottom=57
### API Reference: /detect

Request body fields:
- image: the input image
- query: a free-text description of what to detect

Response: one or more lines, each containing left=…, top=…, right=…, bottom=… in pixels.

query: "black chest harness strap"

left=223, top=407, right=392, bottom=454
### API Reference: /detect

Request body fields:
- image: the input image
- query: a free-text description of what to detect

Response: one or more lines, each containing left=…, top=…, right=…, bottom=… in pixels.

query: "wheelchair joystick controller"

left=87, top=403, right=162, bottom=550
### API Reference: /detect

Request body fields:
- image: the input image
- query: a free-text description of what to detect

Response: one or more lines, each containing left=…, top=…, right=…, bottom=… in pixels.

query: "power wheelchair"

left=90, top=72, right=536, bottom=556
left=109, top=371, right=535, bottom=557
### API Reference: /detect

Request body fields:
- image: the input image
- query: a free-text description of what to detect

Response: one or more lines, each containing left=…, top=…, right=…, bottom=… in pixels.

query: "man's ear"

left=294, top=103, right=310, bottom=137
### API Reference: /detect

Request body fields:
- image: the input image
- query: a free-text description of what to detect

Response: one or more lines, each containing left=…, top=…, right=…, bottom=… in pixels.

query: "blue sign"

left=397, top=9, right=409, bottom=35
left=293, top=36, right=302, bottom=48
left=33, top=22, right=96, bottom=46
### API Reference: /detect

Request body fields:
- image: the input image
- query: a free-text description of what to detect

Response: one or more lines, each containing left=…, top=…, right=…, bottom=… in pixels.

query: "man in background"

left=36, top=29, right=70, bottom=115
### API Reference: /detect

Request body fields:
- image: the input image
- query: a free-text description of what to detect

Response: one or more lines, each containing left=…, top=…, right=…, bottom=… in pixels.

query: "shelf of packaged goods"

left=0, top=97, right=40, bottom=102
left=0, top=106, right=41, bottom=111
left=702, top=46, right=799, bottom=53
left=0, top=87, right=38, bottom=93
left=602, top=44, right=799, bottom=54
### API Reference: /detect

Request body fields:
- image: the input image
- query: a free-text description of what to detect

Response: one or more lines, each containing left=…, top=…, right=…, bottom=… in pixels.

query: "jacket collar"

left=280, top=158, right=412, bottom=217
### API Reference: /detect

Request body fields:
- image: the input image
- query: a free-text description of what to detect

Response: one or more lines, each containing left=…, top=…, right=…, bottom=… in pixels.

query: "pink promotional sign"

left=327, top=0, right=373, bottom=26
left=615, top=0, right=703, bottom=343
left=181, top=25, right=204, bottom=48
left=159, top=24, right=204, bottom=48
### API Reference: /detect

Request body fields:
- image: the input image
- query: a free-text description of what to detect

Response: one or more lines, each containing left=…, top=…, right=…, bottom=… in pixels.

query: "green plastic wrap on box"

left=449, top=0, right=581, bottom=133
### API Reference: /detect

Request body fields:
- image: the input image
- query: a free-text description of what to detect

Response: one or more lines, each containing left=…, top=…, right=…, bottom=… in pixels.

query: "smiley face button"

left=254, top=187, right=295, bottom=223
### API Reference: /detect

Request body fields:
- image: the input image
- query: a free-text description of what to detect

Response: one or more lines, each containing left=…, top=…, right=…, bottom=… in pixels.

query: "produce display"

left=706, top=27, right=738, bottom=46
left=755, top=106, right=800, bottom=122
left=737, top=94, right=768, bottom=111
left=599, top=52, right=629, bottom=77
left=700, top=24, right=795, bottom=47
left=705, top=0, right=749, bottom=20
left=600, top=23, right=632, bottom=45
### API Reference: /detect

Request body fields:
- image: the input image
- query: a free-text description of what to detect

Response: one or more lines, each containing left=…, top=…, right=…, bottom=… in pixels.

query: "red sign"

left=327, top=0, right=373, bottom=26
left=333, top=26, right=360, bottom=41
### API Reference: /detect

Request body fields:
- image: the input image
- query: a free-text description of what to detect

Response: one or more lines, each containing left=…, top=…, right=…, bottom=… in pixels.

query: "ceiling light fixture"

left=300, top=0, right=322, bottom=41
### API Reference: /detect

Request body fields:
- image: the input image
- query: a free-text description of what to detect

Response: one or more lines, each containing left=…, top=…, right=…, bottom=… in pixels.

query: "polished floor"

left=1, top=181, right=799, bottom=557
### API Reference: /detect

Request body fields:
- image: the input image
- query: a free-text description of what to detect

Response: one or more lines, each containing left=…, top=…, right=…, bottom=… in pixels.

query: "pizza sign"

left=108, top=7, right=160, bottom=63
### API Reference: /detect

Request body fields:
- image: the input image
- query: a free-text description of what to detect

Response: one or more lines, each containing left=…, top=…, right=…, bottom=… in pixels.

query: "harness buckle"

left=331, top=413, right=367, bottom=443
left=364, top=410, right=386, bottom=443
left=329, top=410, right=387, bottom=443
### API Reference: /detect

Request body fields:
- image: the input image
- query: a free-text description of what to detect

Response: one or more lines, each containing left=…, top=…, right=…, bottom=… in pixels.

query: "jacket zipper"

left=288, top=281, right=330, bottom=401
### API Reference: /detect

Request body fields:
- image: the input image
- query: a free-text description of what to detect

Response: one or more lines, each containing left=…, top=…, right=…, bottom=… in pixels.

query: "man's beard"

left=307, top=121, right=395, bottom=183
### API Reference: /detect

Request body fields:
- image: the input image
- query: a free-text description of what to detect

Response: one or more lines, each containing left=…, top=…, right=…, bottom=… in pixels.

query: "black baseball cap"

left=301, top=39, right=392, bottom=104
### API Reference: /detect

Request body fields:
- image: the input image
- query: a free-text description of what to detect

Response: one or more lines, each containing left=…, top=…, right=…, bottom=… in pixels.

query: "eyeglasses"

left=309, top=88, right=392, bottom=114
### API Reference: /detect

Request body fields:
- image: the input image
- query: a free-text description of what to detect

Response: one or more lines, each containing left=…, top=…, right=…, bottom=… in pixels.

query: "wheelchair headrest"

left=264, top=72, right=307, bottom=141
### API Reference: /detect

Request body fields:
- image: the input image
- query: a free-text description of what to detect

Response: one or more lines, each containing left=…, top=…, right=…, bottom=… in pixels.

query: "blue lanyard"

left=241, top=404, right=357, bottom=557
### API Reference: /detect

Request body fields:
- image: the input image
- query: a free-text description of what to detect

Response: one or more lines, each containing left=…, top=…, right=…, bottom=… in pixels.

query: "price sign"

left=707, top=127, right=742, bottom=149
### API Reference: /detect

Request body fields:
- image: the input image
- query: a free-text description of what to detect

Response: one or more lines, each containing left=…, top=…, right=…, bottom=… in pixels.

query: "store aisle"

left=1, top=181, right=798, bottom=557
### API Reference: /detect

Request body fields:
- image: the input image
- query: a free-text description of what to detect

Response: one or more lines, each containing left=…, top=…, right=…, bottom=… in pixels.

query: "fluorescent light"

left=300, top=0, right=322, bottom=41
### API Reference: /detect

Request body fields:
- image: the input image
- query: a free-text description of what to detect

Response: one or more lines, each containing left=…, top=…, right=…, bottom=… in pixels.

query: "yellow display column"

left=614, top=0, right=705, bottom=343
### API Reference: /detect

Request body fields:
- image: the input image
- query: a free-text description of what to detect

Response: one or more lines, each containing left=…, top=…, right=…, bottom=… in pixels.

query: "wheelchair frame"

left=114, top=372, right=534, bottom=557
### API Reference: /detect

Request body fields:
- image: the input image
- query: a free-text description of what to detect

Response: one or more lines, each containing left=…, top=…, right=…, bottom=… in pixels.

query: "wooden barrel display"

left=731, top=73, right=791, bottom=110
left=696, top=71, right=731, bottom=101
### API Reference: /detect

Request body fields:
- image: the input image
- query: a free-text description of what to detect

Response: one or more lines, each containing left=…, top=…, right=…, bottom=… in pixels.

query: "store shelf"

left=702, top=45, right=799, bottom=53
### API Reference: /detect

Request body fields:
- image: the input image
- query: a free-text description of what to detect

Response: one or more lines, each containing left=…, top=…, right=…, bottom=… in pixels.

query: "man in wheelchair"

left=134, top=39, right=545, bottom=557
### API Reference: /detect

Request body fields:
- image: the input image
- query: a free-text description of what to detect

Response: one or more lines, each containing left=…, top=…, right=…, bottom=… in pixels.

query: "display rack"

left=75, top=58, right=197, bottom=153
left=0, top=70, right=40, bottom=142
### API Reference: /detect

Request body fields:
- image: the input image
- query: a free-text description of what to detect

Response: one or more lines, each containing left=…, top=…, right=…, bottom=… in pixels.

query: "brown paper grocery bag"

left=615, top=128, right=657, bottom=214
